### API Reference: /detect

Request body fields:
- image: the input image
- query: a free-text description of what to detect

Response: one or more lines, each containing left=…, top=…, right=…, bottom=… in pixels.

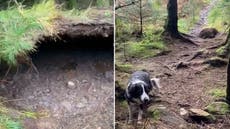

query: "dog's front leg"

left=128, top=104, right=135, bottom=124
left=137, top=108, right=143, bottom=124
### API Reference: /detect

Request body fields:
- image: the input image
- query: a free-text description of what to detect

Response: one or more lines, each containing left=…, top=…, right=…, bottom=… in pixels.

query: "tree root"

left=174, top=57, right=227, bottom=71
left=187, top=49, right=209, bottom=62
left=162, top=31, right=199, bottom=46
left=207, top=41, right=227, bottom=49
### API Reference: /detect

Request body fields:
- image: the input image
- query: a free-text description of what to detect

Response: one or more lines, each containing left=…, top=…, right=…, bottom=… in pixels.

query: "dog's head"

left=126, top=78, right=161, bottom=104
left=126, top=80, right=151, bottom=103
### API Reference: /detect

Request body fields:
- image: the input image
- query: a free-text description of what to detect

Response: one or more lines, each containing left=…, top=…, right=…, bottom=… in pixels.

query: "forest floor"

left=0, top=8, right=114, bottom=129
left=115, top=0, right=230, bottom=129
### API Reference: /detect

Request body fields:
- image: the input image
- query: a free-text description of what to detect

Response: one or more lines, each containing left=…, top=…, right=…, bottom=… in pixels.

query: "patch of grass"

left=205, top=102, right=229, bottom=115
left=125, top=28, right=166, bottom=58
left=115, top=63, right=133, bottom=73
left=208, top=0, right=229, bottom=31
left=119, top=101, right=128, bottom=109
left=61, top=7, right=91, bottom=21
left=0, top=115, right=22, bottom=129
left=178, top=0, right=206, bottom=33
left=216, top=46, right=225, bottom=56
left=96, top=0, right=110, bottom=8
left=178, top=16, right=199, bottom=33
left=208, top=88, right=226, bottom=98
left=0, top=99, right=47, bottom=129
left=147, top=107, right=161, bottom=121
left=0, top=0, right=58, bottom=65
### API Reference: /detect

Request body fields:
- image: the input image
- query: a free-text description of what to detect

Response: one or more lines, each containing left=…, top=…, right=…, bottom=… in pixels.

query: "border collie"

left=125, top=70, right=160, bottom=124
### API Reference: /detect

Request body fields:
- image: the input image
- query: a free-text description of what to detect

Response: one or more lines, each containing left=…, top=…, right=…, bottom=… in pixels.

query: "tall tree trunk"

left=226, top=28, right=230, bottom=103
left=227, top=57, right=230, bottom=103
left=139, top=0, right=143, bottom=36
left=165, top=0, right=179, bottom=37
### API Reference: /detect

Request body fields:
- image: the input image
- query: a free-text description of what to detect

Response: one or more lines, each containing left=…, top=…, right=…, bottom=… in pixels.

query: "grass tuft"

left=208, top=88, right=226, bottom=98
left=0, top=0, right=58, bottom=66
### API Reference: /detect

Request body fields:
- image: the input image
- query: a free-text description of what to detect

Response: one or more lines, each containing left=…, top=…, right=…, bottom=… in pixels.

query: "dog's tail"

left=151, top=78, right=161, bottom=89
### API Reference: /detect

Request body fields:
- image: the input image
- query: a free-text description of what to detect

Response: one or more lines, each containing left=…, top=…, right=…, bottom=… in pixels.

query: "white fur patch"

left=131, top=79, right=146, bottom=85
left=151, top=78, right=161, bottom=89
left=140, top=84, right=149, bottom=102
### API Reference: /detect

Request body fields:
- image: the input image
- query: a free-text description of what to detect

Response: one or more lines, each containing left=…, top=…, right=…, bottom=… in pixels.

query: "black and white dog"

left=125, top=70, right=160, bottom=124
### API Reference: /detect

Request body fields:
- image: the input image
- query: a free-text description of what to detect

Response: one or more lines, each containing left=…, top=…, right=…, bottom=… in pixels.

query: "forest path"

left=189, top=0, right=219, bottom=36
left=115, top=0, right=228, bottom=126
left=116, top=34, right=228, bottom=129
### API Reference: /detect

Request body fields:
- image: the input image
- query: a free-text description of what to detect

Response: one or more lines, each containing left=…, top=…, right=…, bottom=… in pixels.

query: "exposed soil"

left=115, top=0, right=230, bottom=128
left=0, top=25, right=114, bottom=129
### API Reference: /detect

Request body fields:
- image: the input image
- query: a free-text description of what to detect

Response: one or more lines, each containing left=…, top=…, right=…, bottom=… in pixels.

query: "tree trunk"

left=165, top=0, right=179, bottom=37
left=226, top=28, right=230, bottom=103
left=227, top=57, right=230, bottom=103
left=139, top=0, right=143, bottom=36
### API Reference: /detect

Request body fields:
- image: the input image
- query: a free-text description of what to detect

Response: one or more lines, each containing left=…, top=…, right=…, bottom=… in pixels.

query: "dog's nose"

left=143, top=98, right=149, bottom=103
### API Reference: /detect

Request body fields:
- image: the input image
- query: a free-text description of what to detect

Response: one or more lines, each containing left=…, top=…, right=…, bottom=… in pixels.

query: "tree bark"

left=227, top=57, right=230, bottom=103
left=139, top=0, right=143, bottom=36
left=165, top=0, right=179, bottom=37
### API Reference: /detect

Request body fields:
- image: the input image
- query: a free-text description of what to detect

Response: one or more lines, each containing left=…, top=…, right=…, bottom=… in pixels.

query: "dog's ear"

left=151, top=78, right=161, bottom=89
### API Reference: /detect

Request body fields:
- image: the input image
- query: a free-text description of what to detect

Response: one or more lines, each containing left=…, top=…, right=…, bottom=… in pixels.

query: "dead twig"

left=155, top=61, right=175, bottom=72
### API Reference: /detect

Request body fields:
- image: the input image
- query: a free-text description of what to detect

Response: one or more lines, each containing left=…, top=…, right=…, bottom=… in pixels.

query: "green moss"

left=115, top=63, right=133, bottom=73
left=208, top=88, right=226, bottom=98
left=0, top=114, right=22, bottom=129
left=120, top=101, right=128, bottom=109
left=123, top=27, right=166, bottom=59
left=207, top=0, right=229, bottom=32
left=216, top=46, right=225, bottom=56
left=205, top=102, right=230, bottom=115
left=147, top=106, right=162, bottom=121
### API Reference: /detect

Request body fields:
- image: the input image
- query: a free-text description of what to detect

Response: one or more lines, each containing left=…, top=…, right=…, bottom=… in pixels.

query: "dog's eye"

left=144, top=86, right=150, bottom=93
left=129, top=85, right=143, bottom=98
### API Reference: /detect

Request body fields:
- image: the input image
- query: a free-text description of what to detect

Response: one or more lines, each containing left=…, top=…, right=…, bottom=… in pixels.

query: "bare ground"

left=115, top=32, right=230, bottom=128
left=1, top=48, right=114, bottom=129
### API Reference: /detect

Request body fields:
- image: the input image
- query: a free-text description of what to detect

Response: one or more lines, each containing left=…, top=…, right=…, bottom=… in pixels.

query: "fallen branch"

left=155, top=61, right=175, bottom=72
left=187, top=49, right=207, bottom=62
left=115, top=0, right=139, bottom=10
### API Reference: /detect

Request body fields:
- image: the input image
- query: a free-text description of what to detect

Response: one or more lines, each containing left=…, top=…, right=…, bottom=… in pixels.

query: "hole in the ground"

left=0, top=35, right=114, bottom=128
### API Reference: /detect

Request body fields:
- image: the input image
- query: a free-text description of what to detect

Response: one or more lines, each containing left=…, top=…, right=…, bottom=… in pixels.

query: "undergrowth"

left=178, top=0, right=209, bottom=33
left=0, top=0, right=58, bottom=66
left=123, top=26, right=166, bottom=59
left=208, top=0, right=230, bottom=32
left=0, top=98, right=47, bottom=129
left=0, top=0, right=110, bottom=66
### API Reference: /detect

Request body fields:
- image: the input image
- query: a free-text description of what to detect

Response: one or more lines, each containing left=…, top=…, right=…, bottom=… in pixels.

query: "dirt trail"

left=189, top=0, right=219, bottom=36
left=116, top=33, right=228, bottom=128
left=116, top=1, right=230, bottom=128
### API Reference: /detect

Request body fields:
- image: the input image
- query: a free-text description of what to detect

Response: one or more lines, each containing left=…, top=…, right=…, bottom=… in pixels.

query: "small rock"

left=76, top=103, right=85, bottom=108
left=67, top=81, right=76, bottom=89
left=189, top=108, right=215, bottom=123
left=82, top=80, right=88, bottom=83
left=180, top=108, right=188, bottom=116
left=28, top=96, right=35, bottom=99
left=44, top=88, right=51, bottom=93
left=189, top=108, right=210, bottom=116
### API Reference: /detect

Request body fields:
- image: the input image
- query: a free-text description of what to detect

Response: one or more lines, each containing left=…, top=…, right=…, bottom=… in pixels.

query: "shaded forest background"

left=0, top=0, right=113, bottom=9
